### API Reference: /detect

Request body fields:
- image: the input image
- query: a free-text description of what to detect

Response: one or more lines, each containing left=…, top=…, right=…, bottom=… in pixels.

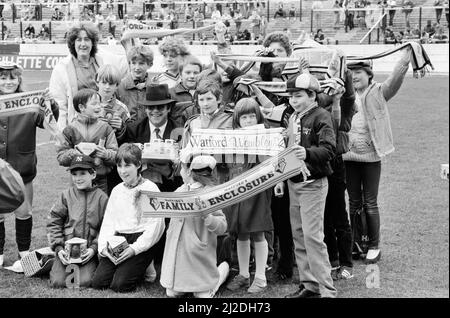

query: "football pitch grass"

left=0, top=72, right=448, bottom=298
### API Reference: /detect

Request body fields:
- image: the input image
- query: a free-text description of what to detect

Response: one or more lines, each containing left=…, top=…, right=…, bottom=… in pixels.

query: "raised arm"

left=381, top=46, right=411, bottom=102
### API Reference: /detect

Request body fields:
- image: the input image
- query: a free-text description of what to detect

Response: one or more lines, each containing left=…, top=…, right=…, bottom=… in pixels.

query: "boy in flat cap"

left=47, top=155, right=108, bottom=288
left=284, top=73, right=337, bottom=298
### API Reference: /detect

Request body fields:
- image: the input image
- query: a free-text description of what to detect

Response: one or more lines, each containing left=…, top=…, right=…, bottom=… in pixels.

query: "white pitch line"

left=37, top=141, right=54, bottom=147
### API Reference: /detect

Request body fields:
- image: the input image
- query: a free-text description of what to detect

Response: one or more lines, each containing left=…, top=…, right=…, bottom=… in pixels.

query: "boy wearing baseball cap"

left=47, top=155, right=108, bottom=288
left=284, top=73, right=337, bottom=298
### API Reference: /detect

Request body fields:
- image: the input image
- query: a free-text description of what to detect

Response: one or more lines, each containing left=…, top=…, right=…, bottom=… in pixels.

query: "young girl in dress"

left=225, top=98, right=276, bottom=293
left=160, top=154, right=229, bottom=298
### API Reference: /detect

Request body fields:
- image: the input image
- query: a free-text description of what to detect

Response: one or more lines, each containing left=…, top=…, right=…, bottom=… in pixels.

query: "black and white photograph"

left=0, top=0, right=448, bottom=305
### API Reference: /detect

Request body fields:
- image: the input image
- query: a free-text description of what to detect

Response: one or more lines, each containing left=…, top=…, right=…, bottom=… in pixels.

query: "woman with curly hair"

left=153, top=37, right=191, bottom=89
left=49, top=22, right=128, bottom=130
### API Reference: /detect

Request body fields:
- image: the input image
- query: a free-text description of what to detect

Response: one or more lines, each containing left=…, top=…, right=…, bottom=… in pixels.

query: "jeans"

left=288, top=178, right=336, bottom=298
left=271, top=185, right=294, bottom=274
left=323, top=156, right=353, bottom=268
left=91, top=232, right=157, bottom=292
left=345, top=161, right=381, bottom=249
left=50, top=256, right=98, bottom=288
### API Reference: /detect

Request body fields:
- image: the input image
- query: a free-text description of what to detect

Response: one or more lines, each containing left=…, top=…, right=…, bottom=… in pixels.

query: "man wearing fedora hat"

left=120, top=83, right=183, bottom=192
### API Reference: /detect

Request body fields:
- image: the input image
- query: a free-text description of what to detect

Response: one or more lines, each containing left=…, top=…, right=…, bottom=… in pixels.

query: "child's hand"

left=81, top=248, right=95, bottom=265
left=292, top=144, right=307, bottom=160
left=58, top=249, right=70, bottom=266
left=94, top=146, right=108, bottom=159
left=274, top=182, right=285, bottom=197
left=102, top=247, right=118, bottom=264
left=42, top=88, right=54, bottom=102
left=115, top=247, right=135, bottom=265
left=298, top=56, right=310, bottom=73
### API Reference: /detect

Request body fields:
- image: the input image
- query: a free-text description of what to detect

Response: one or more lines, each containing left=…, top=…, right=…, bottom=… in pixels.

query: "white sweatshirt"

left=98, top=180, right=165, bottom=256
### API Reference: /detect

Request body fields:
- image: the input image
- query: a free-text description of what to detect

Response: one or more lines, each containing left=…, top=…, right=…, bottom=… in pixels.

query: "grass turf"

left=0, top=73, right=448, bottom=298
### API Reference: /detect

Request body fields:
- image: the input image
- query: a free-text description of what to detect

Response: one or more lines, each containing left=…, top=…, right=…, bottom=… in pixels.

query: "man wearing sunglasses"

left=120, top=83, right=183, bottom=192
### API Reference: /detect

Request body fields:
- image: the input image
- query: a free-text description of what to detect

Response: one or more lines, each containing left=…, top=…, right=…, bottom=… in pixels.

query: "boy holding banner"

left=0, top=61, right=59, bottom=267
left=284, top=73, right=337, bottom=298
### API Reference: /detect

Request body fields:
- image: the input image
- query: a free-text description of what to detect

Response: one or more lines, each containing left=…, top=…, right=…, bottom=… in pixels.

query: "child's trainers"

left=338, top=266, right=354, bottom=280
left=248, top=277, right=267, bottom=294
left=331, top=266, right=340, bottom=281
left=226, top=274, right=250, bottom=291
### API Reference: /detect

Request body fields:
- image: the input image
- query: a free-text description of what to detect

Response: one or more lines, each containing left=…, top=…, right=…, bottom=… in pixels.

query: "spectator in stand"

left=260, top=15, right=268, bottom=41
left=379, top=0, right=388, bottom=32
left=333, top=1, right=341, bottom=29
left=435, top=0, right=444, bottom=24
left=234, top=9, right=243, bottom=34
left=312, top=1, right=324, bottom=29
left=185, top=4, right=193, bottom=22
left=2, top=23, right=10, bottom=40
left=34, top=0, right=41, bottom=21
left=289, top=3, right=296, bottom=20
left=222, top=8, right=233, bottom=24
left=95, top=12, right=105, bottom=36
left=401, top=0, right=414, bottom=29
left=444, top=0, right=450, bottom=28
left=274, top=2, right=285, bottom=19
left=411, top=24, right=421, bottom=38
left=384, top=27, right=398, bottom=43
left=424, top=20, right=436, bottom=37
left=432, top=23, right=448, bottom=40
left=52, top=7, right=64, bottom=21
left=211, top=6, right=222, bottom=21
left=39, top=23, right=50, bottom=40
left=237, top=29, right=251, bottom=41
left=250, top=10, right=262, bottom=41
left=387, top=0, right=397, bottom=26
left=169, top=9, right=179, bottom=30
left=355, top=0, right=367, bottom=29
left=118, top=1, right=124, bottom=19
left=314, top=29, right=325, bottom=44
left=24, top=23, right=35, bottom=39
left=344, top=0, right=355, bottom=32
left=106, top=9, right=117, bottom=39
left=194, top=8, right=205, bottom=40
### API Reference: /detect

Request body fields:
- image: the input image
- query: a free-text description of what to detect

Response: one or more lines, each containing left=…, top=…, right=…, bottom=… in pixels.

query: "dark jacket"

left=320, top=69, right=356, bottom=156
left=169, top=82, right=195, bottom=127
left=47, top=186, right=108, bottom=254
left=117, top=73, right=148, bottom=122
left=121, top=117, right=183, bottom=190
left=0, top=99, right=59, bottom=184
left=287, top=104, right=336, bottom=181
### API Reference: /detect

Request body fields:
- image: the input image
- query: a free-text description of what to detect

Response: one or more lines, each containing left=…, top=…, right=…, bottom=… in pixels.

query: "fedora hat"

left=139, top=83, right=175, bottom=106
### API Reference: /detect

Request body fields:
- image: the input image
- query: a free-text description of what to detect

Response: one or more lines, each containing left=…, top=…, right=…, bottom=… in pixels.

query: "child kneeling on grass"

left=91, top=143, right=165, bottom=293
left=47, top=155, right=108, bottom=288
left=160, top=154, right=229, bottom=298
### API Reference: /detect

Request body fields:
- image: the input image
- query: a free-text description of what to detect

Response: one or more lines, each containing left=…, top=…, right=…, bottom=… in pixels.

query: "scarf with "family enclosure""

left=135, top=146, right=310, bottom=218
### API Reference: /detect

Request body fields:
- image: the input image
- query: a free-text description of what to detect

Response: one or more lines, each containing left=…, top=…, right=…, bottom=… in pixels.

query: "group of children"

left=0, top=28, right=374, bottom=298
